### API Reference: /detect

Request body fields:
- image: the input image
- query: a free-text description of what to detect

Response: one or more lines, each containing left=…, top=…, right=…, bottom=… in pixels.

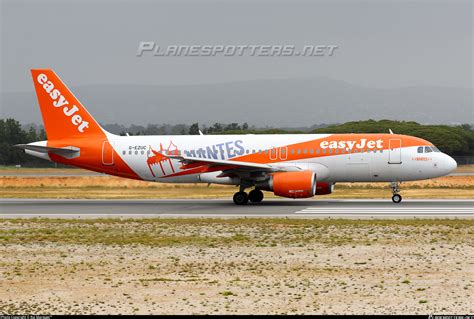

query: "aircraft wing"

left=163, top=153, right=296, bottom=172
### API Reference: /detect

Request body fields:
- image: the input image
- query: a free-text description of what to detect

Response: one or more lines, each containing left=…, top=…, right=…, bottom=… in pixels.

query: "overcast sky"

left=0, top=0, right=474, bottom=127
left=0, top=0, right=472, bottom=126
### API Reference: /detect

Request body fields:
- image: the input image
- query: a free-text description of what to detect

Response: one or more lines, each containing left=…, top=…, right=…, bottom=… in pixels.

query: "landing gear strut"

left=248, top=189, right=264, bottom=203
left=390, top=181, right=402, bottom=203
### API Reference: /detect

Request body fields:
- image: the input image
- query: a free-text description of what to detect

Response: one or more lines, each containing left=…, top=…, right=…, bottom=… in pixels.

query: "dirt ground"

left=0, top=219, right=473, bottom=315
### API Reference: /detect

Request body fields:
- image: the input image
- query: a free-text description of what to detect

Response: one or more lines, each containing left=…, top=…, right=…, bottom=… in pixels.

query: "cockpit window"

left=432, top=146, right=441, bottom=152
left=425, top=146, right=433, bottom=153
left=417, top=146, right=424, bottom=153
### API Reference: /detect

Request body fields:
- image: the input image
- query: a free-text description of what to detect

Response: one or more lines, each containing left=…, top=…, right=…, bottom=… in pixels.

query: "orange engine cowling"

left=263, top=171, right=317, bottom=199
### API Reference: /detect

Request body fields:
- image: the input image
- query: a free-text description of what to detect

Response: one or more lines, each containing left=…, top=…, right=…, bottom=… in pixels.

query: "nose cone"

left=444, top=155, right=457, bottom=174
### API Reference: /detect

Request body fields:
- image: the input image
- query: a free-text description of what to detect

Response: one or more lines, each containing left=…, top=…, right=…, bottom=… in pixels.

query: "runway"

left=1, top=199, right=472, bottom=219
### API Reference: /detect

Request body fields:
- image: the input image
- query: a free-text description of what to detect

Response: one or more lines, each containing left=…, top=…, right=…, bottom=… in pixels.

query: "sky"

left=0, top=0, right=472, bottom=125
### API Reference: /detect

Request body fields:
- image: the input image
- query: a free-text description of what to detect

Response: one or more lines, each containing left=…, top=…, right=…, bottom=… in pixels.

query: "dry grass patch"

left=1, top=175, right=473, bottom=199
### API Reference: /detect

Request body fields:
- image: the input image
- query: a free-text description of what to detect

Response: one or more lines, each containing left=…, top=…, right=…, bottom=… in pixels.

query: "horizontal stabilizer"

left=15, top=144, right=80, bottom=159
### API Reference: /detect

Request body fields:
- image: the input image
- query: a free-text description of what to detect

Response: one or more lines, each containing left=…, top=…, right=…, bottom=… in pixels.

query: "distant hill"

left=2, top=77, right=472, bottom=126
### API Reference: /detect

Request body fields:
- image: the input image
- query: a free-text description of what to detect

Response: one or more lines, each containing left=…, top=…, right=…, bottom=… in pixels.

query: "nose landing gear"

left=392, top=194, right=402, bottom=203
left=390, top=181, right=402, bottom=203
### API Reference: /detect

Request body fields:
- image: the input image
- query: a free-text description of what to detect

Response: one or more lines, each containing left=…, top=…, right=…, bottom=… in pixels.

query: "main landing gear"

left=390, top=181, right=402, bottom=203
left=233, top=188, right=264, bottom=205
left=233, top=191, right=248, bottom=205
left=249, top=189, right=264, bottom=203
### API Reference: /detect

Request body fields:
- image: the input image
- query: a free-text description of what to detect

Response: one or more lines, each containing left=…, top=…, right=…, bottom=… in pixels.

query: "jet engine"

left=258, top=171, right=317, bottom=198
left=314, top=182, right=334, bottom=195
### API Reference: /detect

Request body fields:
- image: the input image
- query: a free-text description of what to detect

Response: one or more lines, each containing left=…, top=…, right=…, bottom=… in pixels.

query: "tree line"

left=310, top=120, right=473, bottom=157
left=108, top=122, right=252, bottom=136
left=1, top=118, right=472, bottom=166
left=0, top=119, right=47, bottom=166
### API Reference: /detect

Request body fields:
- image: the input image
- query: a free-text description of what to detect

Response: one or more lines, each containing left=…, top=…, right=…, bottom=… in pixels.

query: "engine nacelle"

left=315, top=182, right=334, bottom=195
left=259, top=171, right=316, bottom=198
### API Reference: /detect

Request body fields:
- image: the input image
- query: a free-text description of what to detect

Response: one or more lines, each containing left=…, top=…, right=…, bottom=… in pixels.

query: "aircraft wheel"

left=392, top=194, right=402, bottom=203
left=249, top=189, right=264, bottom=203
left=233, top=191, right=249, bottom=205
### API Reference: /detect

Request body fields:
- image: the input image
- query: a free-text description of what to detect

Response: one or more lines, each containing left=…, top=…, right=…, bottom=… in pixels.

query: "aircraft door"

left=388, top=139, right=402, bottom=164
left=102, top=140, right=115, bottom=166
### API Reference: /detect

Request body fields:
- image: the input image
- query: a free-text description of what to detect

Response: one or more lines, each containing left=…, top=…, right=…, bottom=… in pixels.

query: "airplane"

left=17, top=69, right=458, bottom=205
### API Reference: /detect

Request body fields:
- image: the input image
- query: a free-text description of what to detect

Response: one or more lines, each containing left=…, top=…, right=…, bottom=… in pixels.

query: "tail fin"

left=31, top=69, right=105, bottom=140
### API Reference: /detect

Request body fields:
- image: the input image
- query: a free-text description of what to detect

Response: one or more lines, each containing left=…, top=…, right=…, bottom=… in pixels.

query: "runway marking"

left=295, top=206, right=474, bottom=215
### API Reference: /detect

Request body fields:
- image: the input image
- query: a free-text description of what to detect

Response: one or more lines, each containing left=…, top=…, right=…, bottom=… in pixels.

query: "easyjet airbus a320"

left=18, top=69, right=457, bottom=204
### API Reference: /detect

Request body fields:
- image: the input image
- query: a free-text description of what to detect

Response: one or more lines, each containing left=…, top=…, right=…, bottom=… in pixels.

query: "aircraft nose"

left=444, top=154, right=457, bottom=174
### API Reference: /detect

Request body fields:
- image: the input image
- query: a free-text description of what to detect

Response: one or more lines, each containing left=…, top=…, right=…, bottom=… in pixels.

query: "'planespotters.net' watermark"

left=137, top=42, right=339, bottom=57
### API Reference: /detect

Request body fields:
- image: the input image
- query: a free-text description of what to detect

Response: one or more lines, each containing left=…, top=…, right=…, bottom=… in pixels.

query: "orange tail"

left=31, top=69, right=105, bottom=140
